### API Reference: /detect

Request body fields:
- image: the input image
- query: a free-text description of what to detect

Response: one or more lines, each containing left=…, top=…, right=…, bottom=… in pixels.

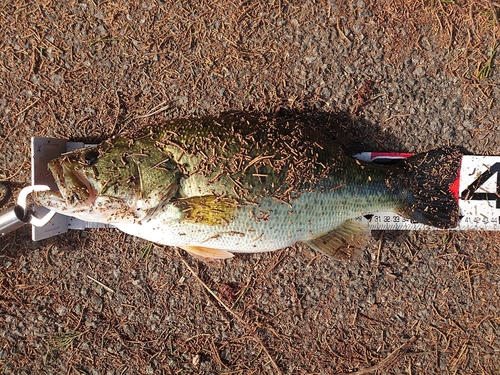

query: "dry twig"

left=177, top=249, right=282, bottom=375
left=340, top=336, right=417, bottom=375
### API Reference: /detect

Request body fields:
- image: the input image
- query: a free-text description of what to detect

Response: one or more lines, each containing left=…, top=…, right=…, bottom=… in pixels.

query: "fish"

left=35, top=112, right=462, bottom=260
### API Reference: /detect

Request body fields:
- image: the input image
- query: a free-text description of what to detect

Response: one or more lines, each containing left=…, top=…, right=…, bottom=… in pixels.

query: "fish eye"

left=83, top=150, right=99, bottom=165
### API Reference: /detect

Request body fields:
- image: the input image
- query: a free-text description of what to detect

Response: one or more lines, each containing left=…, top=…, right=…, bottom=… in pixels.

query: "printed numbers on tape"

left=460, top=162, right=500, bottom=208
left=456, top=156, right=500, bottom=230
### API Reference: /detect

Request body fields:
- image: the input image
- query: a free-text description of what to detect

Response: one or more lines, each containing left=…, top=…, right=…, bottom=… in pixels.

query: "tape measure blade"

left=458, top=155, right=500, bottom=231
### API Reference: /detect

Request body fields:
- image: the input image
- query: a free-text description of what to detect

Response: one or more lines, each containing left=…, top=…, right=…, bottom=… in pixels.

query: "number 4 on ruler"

left=460, top=162, right=500, bottom=208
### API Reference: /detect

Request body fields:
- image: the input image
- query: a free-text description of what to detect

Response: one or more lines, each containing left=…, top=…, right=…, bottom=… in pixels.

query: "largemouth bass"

left=35, top=112, right=462, bottom=260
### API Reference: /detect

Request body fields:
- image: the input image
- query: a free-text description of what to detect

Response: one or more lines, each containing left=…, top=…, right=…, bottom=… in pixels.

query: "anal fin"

left=180, top=245, right=235, bottom=260
left=304, top=220, right=369, bottom=260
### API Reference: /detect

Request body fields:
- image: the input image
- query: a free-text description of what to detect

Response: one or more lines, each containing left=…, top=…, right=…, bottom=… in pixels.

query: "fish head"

left=35, top=137, right=180, bottom=223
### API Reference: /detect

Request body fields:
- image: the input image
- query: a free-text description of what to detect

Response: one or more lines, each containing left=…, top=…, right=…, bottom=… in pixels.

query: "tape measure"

left=354, top=153, right=500, bottom=231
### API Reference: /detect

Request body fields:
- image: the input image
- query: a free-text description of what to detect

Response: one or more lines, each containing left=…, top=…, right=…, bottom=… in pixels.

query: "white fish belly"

left=114, top=189, right=398, bottom=253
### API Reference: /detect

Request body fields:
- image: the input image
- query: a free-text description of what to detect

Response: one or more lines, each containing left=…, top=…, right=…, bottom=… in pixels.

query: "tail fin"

left=397, top=147, right=462, bottom=229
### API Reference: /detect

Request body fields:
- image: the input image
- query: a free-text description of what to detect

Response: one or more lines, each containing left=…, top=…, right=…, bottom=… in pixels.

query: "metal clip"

left=17, top=185, right=57, bottom=227
left=0, top=185, right=57, bottom=236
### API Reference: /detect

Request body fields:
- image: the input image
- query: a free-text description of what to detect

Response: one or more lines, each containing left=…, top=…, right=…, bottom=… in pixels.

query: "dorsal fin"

left=180, top=246, right=235, bottom=260
left=304, top=219, right=369, bottom=260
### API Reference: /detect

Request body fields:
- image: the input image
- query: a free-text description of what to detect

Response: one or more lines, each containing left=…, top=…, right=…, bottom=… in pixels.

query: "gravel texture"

left=1, top=1, right=500, bottom=374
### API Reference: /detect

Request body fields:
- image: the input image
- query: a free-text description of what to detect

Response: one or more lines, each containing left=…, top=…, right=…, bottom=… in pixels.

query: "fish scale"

left=114, top=185, right=402, bottom=253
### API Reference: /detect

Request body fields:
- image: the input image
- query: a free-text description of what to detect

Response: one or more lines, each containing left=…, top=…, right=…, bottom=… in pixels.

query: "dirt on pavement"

left=1, top=1, right=500, bottom=374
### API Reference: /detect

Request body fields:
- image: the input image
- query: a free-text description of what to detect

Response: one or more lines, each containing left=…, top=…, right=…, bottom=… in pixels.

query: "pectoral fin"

left=304, top=220, right=369, bottom=260
left=175, top=195, right=238, bottom=226
left=180, top=245, right=235, bottom=260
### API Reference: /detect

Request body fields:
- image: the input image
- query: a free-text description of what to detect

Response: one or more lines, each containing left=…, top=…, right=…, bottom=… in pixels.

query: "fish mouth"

left=47, top=158, right=97, bottom=207
left=34, top=189, right=66, bottom=210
